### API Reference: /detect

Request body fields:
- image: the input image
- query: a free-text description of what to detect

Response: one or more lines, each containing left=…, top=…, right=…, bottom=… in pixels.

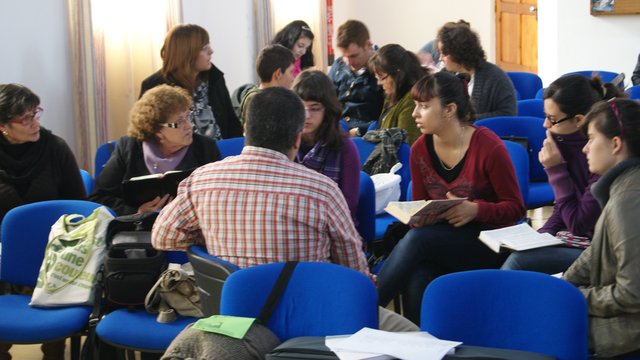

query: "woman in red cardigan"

left=376, top=71, right=525, bottom=324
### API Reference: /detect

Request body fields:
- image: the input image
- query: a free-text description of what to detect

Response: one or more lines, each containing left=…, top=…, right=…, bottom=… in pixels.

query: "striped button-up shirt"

left=152, top=146, right=369, bottom=275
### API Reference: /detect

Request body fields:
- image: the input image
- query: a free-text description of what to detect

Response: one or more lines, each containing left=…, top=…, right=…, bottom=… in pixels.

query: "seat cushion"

left=0, top=295, right=91, bottom=343
left=96, top=308, right=196, bottom=351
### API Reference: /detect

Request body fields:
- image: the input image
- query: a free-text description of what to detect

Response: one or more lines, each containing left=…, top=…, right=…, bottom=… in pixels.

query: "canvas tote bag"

left=30, top=206, right=113, bottom=307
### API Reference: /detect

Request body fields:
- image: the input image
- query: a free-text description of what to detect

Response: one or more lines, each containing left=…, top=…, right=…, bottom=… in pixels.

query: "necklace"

left=437, top=126, right=465, bottom=171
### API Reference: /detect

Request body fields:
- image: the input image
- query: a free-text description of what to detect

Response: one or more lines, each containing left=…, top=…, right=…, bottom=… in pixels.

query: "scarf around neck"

left=297, top=141, right=341, bottom=184
left=142, top=140, right=189, bottom=174
left=0, top=127, right=52, bottom=185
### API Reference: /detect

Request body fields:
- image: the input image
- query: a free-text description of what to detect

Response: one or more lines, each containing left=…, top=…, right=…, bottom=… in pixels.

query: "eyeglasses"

left=9, top=107, right=43, bottom=126
left=608, top=98, right=624, bottom=140
left=161, top=112, right=194, bottom=129
left=545, top=114, right=574, bottom=126
left=375, top=73, right=390, bottom=82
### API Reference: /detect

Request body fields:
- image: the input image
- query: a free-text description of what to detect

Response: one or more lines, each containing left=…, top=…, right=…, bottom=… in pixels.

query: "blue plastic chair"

left=0, top=200, right=112, bottom=360
left=475, top=116, right=554, bottom=209
left=220, top=262, right=378, bottom=341
left=352, top=137, right=411, bottom=239
left=565, top=70, right=623, bottom=88
left=421, top=270, right=588, bottom=360
left=503, top=140, right=530, bottom=207
left=517, top=99, right=545, bottom=119
left=96, top=250, right=198, bottom=355
left=626, top=84, right=640, bottom=100
left=535, top=87, right=545, bottom=99
left=186, top=245, right=239, bottom=317
left=216, top=136, right=245, bottom=159
left=507, top=72, right=543, bottom=100
left=94, top=140, right=117, bottom=178
left=357, top=171, right=376, bottom=244
left=80, top=169, right=94, bottom=196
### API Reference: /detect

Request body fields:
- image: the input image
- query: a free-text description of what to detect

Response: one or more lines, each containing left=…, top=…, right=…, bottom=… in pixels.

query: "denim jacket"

left=328, top=56, right=384, bottom=130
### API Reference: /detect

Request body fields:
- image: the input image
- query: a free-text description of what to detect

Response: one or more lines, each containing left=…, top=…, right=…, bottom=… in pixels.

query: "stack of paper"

left=325, top=328, right=460, bottom=360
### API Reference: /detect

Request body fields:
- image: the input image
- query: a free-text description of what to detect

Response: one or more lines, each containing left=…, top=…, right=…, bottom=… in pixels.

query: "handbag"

left=30, top=206, right=114, bottom=307
left=145, top=264, right=204, bottom=323
left=161, top=261, right=299, bottom=359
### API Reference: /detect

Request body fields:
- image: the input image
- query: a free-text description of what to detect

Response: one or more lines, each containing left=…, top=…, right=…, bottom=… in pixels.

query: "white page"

left=330, top=328, right=460, bottom=360
left=326, top=335, right=395, bottom=360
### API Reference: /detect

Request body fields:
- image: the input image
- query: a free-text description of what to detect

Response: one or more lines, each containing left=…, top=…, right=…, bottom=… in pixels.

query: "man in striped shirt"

left=152, top=87, right=370, bottom=276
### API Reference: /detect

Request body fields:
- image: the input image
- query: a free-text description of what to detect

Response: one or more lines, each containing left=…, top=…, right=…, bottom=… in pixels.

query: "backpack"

left=231, top=83, right=258, bottom=118
left=102, top=212, right=167, bottom=307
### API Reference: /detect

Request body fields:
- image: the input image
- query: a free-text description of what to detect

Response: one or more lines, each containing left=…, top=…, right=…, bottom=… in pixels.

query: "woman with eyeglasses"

left=140, top=24, right=242, bottom=140
left=90, top=85, right=220, bottom=216
left=292, top=70, right=360, bottom=223
left=563, top=98, right=640, bottom=358
left=0, top=83, right=86, bottom=359
left=272, top=20, right=315, bottom=78
left=367, top=44, right=427, bottom=145
left=501, top=74, right=623, bottom=274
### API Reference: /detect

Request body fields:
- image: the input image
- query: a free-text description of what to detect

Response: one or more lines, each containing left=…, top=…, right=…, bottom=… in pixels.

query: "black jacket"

left=140, top=64, right=243, bottom=139
left=89, top=134, right=221, bottom=216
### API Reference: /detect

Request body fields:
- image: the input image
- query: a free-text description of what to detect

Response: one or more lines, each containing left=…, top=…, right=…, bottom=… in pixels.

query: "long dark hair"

left=292, top=70, right=344, bottom=151
left=272, top=20, right=315, bottom=70
left=368, top=44, right=427, bottom=105
left=584, top=99, right=640, bottom=158
left=411, top=72, right=475, bottom=123
left=543, top=74, right=623, bottom=117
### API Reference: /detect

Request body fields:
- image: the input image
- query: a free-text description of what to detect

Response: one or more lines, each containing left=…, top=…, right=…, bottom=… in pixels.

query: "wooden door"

left=496, top=0, right=538, bottom=73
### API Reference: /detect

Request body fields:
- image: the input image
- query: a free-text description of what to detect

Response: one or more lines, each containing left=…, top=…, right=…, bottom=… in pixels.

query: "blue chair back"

left=217, top=136, right=245, bottom=159
left=503, top=140, right=530, bottom=206
left=220, top=262, right=378, bottom=341
left=357, top=171, right=376, bottom=243
left=94, top=140, right=117, bottom=178
left=507, top=72, right=543, bottom=100
left=1, top=200, right=110, bottom=287
left=517, top=99, right=545, bottom=118
left=565, top=70, right=622, bottom=88
left=421, top=270, right=588, bottom=360
left=626, top=84, right=640, bottom=100
left=352, top=137, right=411, bottom=201
left=475, top=116, right=547, bottom=182
left=535, top=87, right=545, bottom=99
left=80, top=169, right=94, bottom=196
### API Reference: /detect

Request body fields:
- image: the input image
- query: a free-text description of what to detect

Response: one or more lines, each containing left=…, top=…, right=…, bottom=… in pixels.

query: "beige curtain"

left=67, top=0, right=182, bottom=174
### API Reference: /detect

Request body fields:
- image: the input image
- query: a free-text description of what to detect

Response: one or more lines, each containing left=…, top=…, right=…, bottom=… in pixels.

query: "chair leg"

left=70, top=336, right=81, bottom=360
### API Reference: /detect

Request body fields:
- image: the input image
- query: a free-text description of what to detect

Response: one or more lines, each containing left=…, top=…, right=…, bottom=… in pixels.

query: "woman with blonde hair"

left=90, top=84, right=220, bottom=216
left=140, top=24, right=242, bottom=140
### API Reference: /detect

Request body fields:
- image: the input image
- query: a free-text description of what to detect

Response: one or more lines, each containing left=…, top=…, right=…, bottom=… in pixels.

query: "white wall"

left=0, top=0, right=76, bottom=149
left=332, top=0, right=496, bottom=61
left=538, top=0, right=640, bottom=87
left=182, top=0, right=256, bottom=93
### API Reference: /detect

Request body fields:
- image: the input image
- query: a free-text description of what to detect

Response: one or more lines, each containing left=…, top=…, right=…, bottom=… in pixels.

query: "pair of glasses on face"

left=9, top=107, right=43, bottom=126
left=545, top=114, right=574, bottom=126
left=375, top=73, right=390, bottom=82
left=161, top=112, right=194, bottom=129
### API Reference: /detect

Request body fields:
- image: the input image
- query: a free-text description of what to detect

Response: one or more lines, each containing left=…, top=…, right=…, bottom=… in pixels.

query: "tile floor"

left=11, top=207, right=553, bottom=359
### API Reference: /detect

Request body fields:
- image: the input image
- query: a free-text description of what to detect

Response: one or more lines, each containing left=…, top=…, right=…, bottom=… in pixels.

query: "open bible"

left=478, top=223, right=565, bottom=253
left=122, top=168, right=194, bottom=207
left=384, top=198, right=466, bottom=227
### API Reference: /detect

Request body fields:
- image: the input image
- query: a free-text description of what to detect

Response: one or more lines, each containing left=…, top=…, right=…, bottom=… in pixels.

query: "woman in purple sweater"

left=502, top=74, right=623, bottom=274
left=292, top=70, right=360, bottom=223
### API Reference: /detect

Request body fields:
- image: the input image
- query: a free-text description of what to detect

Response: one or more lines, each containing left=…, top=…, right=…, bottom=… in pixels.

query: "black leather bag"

left=103, top=212, right=167, bottom=306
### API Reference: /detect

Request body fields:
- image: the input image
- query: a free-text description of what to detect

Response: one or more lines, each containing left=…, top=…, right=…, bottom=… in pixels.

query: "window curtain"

left=67, top=0, right=182, bottom=174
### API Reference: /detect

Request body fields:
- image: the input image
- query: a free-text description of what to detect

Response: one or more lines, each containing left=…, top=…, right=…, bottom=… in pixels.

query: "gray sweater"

left=472, top=61, right=517, bottom=120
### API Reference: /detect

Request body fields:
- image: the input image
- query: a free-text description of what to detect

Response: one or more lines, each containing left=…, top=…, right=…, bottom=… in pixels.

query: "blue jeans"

left=376, top=222, right=507, bottom=325
left=500, top=246, right=583, bottom=274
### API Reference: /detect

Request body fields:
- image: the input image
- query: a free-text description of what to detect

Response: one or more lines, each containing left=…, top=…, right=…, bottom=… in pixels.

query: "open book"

left=122, top=168, right=194, bottom=207
left=478, top=223, right=564, bottom=253
left=384, top=198, right=466, bottom=227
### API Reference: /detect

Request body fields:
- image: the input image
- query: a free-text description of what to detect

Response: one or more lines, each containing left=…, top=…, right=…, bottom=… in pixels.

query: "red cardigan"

left=410, top=126, right=525, bottom=228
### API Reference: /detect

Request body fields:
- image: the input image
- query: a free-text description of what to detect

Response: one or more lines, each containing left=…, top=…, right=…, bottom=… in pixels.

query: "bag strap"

left=257, top=261, right=298, bottom=324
